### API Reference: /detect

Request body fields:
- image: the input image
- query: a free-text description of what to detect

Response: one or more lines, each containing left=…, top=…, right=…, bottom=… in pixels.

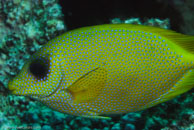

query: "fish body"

left=8, top=24, right=194, bottom=118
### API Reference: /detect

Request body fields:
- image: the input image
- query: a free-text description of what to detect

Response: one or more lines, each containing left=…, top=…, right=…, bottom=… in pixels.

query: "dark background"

left=59, top=0, right=182, bottom=31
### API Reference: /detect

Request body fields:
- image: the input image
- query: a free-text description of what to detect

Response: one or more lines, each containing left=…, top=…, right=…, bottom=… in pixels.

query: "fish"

left=8, top=24, right=194, bottom=119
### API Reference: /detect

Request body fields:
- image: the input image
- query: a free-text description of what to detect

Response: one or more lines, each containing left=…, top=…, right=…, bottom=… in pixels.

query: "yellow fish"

left=8, top=24, right=194, bottom=119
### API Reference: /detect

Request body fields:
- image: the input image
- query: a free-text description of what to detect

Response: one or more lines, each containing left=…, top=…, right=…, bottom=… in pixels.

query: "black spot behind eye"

left=29, top=56, right=50, bottom=80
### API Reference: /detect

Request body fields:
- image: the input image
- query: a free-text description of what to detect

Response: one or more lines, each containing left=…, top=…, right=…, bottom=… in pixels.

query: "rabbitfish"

left=8, top=24, right=194, bottom=119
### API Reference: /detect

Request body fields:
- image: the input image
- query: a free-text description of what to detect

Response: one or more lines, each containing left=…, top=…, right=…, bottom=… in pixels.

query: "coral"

left=110, top=17, right=170, bottom=29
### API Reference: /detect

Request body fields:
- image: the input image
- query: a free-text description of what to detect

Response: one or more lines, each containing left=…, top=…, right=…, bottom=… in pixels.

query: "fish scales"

left=8, top=24, right=194, bottom=119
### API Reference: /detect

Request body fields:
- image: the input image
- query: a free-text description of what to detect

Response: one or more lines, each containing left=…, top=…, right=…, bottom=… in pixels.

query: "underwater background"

left=0, top=0, right=193, bottom=130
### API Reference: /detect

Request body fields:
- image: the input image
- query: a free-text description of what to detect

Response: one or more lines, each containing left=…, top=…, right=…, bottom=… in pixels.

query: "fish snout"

left=7, top=79, right=19, bottom=95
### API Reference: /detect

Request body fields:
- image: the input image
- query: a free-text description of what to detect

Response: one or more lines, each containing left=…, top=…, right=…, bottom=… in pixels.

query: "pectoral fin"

left=65, top=67, right=107, bottom=104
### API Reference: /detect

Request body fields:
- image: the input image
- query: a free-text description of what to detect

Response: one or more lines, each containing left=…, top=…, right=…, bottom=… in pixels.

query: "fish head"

left=8, top=45, right=65, bottom=99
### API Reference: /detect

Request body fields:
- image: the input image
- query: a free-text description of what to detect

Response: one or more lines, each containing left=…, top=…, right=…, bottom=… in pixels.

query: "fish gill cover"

left=0, top=0, right=194, bottom=130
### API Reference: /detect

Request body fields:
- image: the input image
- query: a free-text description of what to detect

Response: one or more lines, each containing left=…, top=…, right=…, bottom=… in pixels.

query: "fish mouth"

left=4, top=88, right=16, bottom=95
left=9, top=89, right=15, bottom=93
left=7, top=81, right=19, bottom=95
left=8, top=85, right=25, bottom=96
left=8, top=88, right=21, bottom=96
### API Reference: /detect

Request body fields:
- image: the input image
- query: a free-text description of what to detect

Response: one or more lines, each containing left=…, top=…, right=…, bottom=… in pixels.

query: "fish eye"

left=29, top=57, right=50, bottom=80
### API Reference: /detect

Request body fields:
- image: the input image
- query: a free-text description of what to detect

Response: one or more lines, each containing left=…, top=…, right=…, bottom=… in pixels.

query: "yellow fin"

left=139, top=69, right=194, bottom=111
left=66, top=67, right=107, bottom=104
left=81, top=115, right=111, bottom=120
left=81, top=110, right=111, bottom=120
